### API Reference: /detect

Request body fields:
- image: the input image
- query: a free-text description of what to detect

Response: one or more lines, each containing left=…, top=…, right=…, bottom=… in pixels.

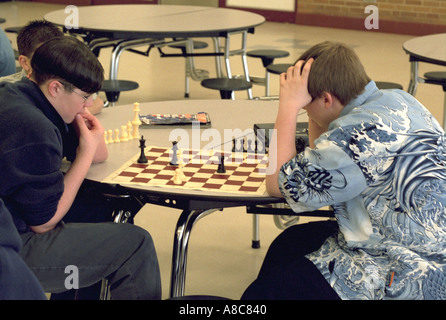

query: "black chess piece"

left=170, top=141, right=179, bottom=166
left=217, top=155, right=226, bottom=173
left=137, top=135, right=148, bottom=163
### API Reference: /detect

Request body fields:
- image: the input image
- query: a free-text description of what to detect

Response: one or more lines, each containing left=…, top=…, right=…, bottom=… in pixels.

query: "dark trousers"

left=20, top=222, right=161, bottom=300
left=242, top=220, right=340, bottom=300
left=0, top=246, right=47, bottom=300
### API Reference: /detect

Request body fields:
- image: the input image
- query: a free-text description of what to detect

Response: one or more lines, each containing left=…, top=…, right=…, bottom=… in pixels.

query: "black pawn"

left=217, top=155, right=226, bottom=173
left=137, top=135, right=148, bottom=163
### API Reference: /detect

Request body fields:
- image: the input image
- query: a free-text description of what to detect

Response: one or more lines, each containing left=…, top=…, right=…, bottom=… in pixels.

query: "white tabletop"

left=403, top=33, right=446, bottom=66
left=81, top=99, right=307, bottom=201
left=45, top=4, right=265, bottom=38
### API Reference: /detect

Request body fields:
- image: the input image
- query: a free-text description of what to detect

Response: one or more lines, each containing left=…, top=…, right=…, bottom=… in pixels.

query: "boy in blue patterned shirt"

left=243, top=41, right=445, bottom=300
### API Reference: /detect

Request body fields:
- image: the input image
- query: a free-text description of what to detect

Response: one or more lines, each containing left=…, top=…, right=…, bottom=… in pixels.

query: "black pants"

left=242, top=220, right=340, bottom=300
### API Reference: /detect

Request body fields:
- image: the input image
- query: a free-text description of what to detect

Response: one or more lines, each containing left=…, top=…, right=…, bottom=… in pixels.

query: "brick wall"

left=298, top=0, right=446, bottom=26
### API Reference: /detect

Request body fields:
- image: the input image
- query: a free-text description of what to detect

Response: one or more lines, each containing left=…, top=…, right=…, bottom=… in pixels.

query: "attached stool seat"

left=266, top=63, right=292, bottom=76
left=247, top=50, right=290, bottom=96
left=169, top=40, right=208, bottom=54
left=424, top=71, right=446, bottom=90
left=247, top=49, right=290, bottom=68
left=4, top=26, right=22, bottom=34
left=100, top=80, right=139, bottom=106
left=424, top=71, right=446, bottom=128
left=375, top=81, right=403, bottom=90
left=201, top=78, right=252, bottom=99
left=169, top=40, right=209, bottom=98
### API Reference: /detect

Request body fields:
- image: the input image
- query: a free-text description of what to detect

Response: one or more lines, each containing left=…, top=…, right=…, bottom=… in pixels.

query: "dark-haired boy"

left=0, top=37, right=161, bottom=299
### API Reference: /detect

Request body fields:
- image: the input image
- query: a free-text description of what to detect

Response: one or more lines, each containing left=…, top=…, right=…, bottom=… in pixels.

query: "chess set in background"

left=104, top=102, right=142, bottom=144
left=103, top=103, right=212, bottom=144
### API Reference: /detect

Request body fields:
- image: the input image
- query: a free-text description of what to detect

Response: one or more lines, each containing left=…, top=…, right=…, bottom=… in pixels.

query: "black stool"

left=375, top=81, right=403, bottom=90
left=201, top=78, right=252, bottom=99
left=100, top=80, right=139, bottom=106
left=424, top=71, right=446, bottom=128
left=169, top=40, right=208, bottom=54
left=169, top=40, right=209, bottom=98
left=4, top=26, right=22, bottom=34
left=247, top=50, right=289, bottom=96
left=266, top=63, right=292, bottom=76
left=424, top=71, right=446, bottom=90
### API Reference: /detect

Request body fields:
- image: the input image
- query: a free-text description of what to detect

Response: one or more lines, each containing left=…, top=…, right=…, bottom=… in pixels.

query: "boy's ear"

left=18, top=55, right=31, bottom=73
left=47, top=80, right=63, bottom=98
left=322, top=92, right=334, bottom=109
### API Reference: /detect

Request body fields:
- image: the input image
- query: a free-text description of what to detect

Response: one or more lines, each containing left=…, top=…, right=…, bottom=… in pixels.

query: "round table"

left=45, top=4, right=265, bottom=89
left=403, top=33, right=446, bottom=95
left=80, top=99, right=294, bottom=297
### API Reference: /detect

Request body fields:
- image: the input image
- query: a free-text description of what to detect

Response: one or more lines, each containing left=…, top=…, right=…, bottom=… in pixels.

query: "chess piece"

left=107, top=129, right=114, bottom=144
left=178, top=163, right=187, bottom=181
left=247, top=139, right=254, bottom=153
left=127, top=121, right=133, bottom=140
left=217, top=155, right=226, bottom=173
left=137, top=135, right=148, bottom=163
left=114, top=129, right=120, bottom=143
left=173, top=168, right=183, bottom=184
left=170, top=141, right=179, bottom=166
left=132, top=102, right=141, bottom=139
left=104, top=131, right=108, bottom=144
left=120, top=125, right=128, bottom=142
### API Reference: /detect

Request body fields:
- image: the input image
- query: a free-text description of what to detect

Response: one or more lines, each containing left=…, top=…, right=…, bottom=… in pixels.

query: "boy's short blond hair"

left=297, top=41, right=371, bottom=105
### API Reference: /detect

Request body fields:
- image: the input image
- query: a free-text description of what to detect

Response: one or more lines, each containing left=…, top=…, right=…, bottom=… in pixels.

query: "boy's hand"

left=74, top=112, right=104, bottom=160
left=279, top=58, right=314, bottom=114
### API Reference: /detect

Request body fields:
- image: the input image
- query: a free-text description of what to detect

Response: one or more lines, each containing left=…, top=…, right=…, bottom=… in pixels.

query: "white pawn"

left=114, top=129, right=120, bottom=143
left=173, top=168, right=183, bottom=184
left=178, top=163, right=187, bottom=181
left=104, top=131, right=108, bottom=144
left=107, top=129, right=114, bottom=144
left=120, top=125, right=128, bottom=142
left=127, top=121, right=133, bottom=140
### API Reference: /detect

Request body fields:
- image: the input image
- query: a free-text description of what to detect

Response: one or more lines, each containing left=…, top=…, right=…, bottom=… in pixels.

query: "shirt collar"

left=339, top=81, right=379, bottom=118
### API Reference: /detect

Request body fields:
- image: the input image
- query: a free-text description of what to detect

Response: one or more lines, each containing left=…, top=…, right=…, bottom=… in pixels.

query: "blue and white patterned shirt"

left=278, top=81, right=446, bottom=300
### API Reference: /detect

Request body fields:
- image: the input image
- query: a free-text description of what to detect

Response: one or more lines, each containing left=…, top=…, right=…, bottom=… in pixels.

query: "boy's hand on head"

left=279, top=58, right=314, bottom=115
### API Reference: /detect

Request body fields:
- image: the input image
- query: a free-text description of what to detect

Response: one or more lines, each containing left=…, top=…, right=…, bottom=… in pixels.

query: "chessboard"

left=103, top=146, right=268, bottom=195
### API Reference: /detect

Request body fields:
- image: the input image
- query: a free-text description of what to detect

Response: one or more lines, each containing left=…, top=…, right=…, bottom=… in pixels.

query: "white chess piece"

left=173, top=168, right=183, bottom=184
left=127, top=121, right=133, bottom=140
left=178, top=163, right=187, bottom=181
left=114, top=129, right=120, bottom=143
left=120, top=125, right=128, bottom=142
left=132, top=102, right=141, bottom=139
left=107, top=129, right=114, bottom=144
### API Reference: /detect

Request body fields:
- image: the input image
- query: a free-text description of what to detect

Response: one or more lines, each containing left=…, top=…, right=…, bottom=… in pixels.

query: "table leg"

left=407, top=60, right=419, bottom=96
left=240, top=30, right=253, bottom=100
left=169, top=208, right=222, bottom=298
left=109, top=38, right=158, bottom=80
left=212, top=37, right=223, bottom=78
left=251, top=214, right=260, bottom=248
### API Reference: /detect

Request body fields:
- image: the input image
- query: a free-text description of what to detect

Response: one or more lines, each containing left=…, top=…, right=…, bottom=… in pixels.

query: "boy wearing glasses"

left=0, top=37, right=161, bottom=299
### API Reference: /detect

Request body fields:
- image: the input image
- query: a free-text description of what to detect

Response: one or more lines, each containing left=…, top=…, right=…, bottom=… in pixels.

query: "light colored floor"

left=1, top=1, right=444, bottom=300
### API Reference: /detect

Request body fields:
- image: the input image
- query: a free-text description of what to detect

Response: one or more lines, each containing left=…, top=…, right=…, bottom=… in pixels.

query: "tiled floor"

left=1, top=1, right=444, bottom=300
